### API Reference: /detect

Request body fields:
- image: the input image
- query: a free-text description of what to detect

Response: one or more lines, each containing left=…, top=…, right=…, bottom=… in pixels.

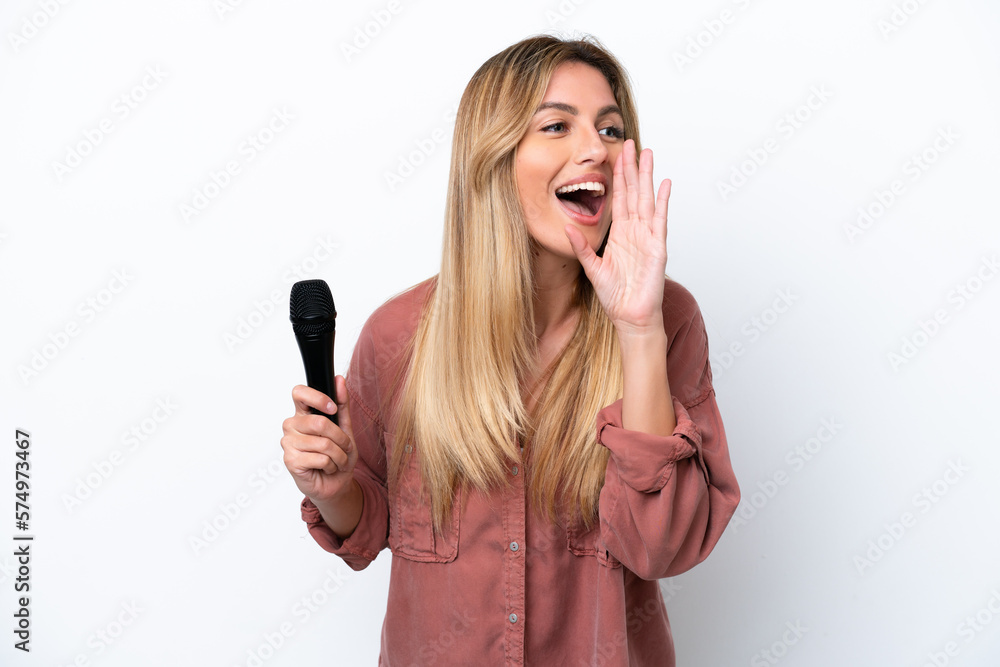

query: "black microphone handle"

left=296, top=332, right=338, bottom=426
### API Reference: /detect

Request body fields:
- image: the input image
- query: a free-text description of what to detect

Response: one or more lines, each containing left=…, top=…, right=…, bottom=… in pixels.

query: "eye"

left=539, top=122, right=625, bottom=138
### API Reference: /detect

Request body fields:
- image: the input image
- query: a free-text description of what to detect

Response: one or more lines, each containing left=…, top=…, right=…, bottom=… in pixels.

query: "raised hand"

left=565, top=139, right=670, bottom=336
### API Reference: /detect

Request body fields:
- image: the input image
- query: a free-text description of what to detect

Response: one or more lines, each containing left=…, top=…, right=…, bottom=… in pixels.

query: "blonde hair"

left=393, top=34, right=643, bottom=532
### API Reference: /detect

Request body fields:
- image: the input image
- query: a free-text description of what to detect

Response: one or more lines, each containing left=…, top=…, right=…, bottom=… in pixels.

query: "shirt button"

left=512, top=465, right=518, bottom=475
left=509, top=613, right=518, bottom=623
left=510, top=541, right=519, bottom=552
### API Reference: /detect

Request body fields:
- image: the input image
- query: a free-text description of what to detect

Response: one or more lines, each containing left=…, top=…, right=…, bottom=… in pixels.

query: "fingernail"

left=326, top=401, right=336, bottom=413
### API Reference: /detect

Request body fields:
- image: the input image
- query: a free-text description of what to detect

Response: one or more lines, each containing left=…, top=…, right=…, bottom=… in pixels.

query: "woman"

left=281, top=33, right=740, bottom=666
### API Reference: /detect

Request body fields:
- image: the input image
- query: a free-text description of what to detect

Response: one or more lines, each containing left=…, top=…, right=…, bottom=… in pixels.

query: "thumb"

left=334, top=375, right=354, bottom=446
left=565, top=224, right=601, bottom=280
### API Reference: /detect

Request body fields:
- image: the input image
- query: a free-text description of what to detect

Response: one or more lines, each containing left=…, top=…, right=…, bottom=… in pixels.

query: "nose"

left=573, top=125, right=610, bottom=165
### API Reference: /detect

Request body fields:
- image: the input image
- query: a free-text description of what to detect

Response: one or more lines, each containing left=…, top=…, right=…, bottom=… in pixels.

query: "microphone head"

left=290, top=279, right=336, bottom=336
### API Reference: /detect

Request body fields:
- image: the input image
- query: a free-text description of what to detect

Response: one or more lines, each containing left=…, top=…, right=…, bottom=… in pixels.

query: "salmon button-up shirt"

left=300, top=276, right=740, bottom=666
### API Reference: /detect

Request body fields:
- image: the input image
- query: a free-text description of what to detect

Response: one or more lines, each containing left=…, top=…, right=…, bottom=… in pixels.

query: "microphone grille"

left=290, top=280, right=336, bottom=334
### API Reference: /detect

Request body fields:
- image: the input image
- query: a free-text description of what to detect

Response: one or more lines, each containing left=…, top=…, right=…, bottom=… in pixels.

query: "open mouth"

left=555, top=183, right=606, bottom=222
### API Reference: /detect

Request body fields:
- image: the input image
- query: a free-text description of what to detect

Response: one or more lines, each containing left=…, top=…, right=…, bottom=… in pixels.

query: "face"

left=515, top=61, right=625, bottom=266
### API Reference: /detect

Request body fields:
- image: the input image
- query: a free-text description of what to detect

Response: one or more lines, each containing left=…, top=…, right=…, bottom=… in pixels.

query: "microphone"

left=290, top=279, right=338, bottom=425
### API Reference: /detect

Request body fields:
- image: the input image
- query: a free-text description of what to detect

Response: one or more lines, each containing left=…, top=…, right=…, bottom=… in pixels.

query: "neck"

left=530, top=249, right=580, bottom=340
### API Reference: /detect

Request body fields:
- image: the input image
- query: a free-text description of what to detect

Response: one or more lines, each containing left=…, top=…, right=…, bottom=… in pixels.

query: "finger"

left=653, top=178, right=671, bottom=243
left=281, top=430, right=344, bottom=458
left=624, top=139, right=639, bottom=221
left=282, top=430, right=351, bottom=473
left=284, top=446, right=343, bottom=477
left=334, top=375, right=354, bottom=445
left=565, top=224, right=601, bottom=282
left=292, top=384, right=336, bottom=417
left=638, top=148, right=655, bottom=230
left=611, top=149, right=627, bottom=230
left=283, top=412, right=349, bottom=450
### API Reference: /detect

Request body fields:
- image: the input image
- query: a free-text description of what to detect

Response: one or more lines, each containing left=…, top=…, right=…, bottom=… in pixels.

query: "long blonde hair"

left=392, top=34, right=643, bottom=532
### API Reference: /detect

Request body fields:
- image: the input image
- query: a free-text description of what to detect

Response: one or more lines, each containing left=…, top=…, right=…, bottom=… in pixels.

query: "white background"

left=2, top=0, right=999, bottom=665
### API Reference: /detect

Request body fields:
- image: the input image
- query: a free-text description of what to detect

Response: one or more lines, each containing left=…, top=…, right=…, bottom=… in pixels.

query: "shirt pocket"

left=385, top=432, right=460, bottom=563
left=566, top=516, right=622, bottom=569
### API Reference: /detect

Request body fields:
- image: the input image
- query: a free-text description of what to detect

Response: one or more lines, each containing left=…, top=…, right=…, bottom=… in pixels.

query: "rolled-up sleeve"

left=300, top=317, right=392, bottom=571
left=596, top=281, right=740, bottom=580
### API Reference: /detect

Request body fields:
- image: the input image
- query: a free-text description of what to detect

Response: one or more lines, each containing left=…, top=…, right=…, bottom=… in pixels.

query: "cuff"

left=300, top=493, right=380, bottom=566
left=596, top=396, right=705, bottom=493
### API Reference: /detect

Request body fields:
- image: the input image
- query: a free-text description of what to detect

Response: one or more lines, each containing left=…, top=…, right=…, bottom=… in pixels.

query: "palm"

left=567, top=140, right=670, bottom=334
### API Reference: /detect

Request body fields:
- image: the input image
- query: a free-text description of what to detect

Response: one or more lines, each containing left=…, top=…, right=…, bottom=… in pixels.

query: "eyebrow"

left=533, top=101, right=623, bottom=118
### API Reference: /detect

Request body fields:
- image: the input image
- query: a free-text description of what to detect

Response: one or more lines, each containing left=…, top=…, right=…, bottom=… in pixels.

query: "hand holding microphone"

left=281, top=280, right=358, bottom=504
left=281, top=380, right=357, bottom=503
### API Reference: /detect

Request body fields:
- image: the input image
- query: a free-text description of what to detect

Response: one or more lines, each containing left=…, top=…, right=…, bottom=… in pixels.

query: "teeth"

left=556, top=181, right=605, bottom=196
